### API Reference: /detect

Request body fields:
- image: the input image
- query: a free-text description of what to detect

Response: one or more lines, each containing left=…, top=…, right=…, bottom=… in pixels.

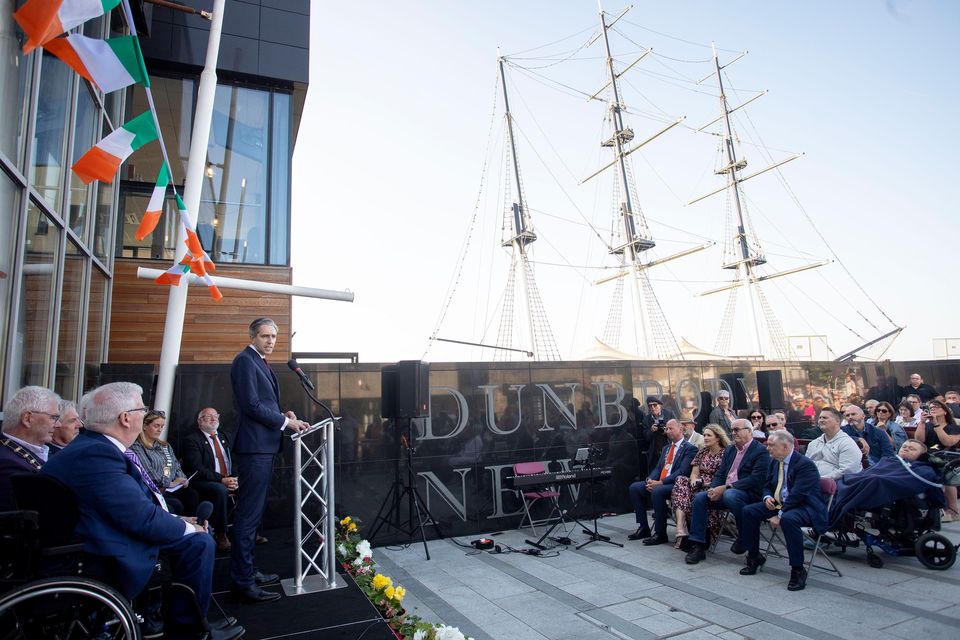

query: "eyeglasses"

left=876, top=408, right=890, bottom=414
left=151, top=410, right=166, bottom=418
left=118, top=407, right=149, bottom=420
left=750, top=415, right=763, bottom=420
left=199, top=414, right=220, bottom=421
left=31, top=411, right=61, bottom=423
left=732, top=426, right=751, bottom=432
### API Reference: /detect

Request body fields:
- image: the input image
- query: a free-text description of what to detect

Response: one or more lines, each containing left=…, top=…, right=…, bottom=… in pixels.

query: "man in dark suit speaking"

left=230, top=318, right=309, bottom=603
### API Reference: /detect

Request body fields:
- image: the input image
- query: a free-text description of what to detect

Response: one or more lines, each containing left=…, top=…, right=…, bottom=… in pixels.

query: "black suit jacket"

left=181, top=429, right=233, bottom=483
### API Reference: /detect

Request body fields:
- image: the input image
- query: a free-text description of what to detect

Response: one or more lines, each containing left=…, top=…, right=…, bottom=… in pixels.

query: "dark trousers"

left=628, top=480, right=672, bottom=537
left=741, top=502, right=808, bottom=567
left=165, top=486, right=200, bottom=518
left=192, top=480, right=230, bottom=535
left=689, top=488, right=749, bottom=544
left=230, top=453, right=273, bottom=587
left=159, top=532, right=216, bottom=626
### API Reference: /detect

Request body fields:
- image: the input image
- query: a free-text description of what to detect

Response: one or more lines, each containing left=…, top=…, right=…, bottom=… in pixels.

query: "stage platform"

left=374, top=513, right=960, bottom=640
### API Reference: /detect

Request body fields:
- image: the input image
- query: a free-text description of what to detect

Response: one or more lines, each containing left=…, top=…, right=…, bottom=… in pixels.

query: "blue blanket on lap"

left=828, top=457, right=944, bottom=530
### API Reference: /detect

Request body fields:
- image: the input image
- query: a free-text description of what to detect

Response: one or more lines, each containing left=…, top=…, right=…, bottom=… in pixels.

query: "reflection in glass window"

left=30, top=52, right=73, bottom=209
left=56, top=241, right=85, bottom=398
left=14, top=202, right=61, bottom=388
left=0, top=11, right=33, bottom=169
left=125, top=78, right=194, bottom=184
left=0, top=176, right=20, bottom=389
left=85, top=266, right=108, bottom=392
left=200, top=85, right=269, bottom=264
left=118, top=190, right=177, bottom=259
left=93, top=178, right=116, bottom=263
left=68, top=86, right=98, bottom=242
left=269, top=92, right=291, bottom=265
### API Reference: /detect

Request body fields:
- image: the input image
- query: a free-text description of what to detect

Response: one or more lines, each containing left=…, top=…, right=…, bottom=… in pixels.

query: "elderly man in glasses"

left=182, top=407, right=239, bottom=552
left=1, top=385, right=62, bottom=510
left=47, top=399, right=83, bottom=455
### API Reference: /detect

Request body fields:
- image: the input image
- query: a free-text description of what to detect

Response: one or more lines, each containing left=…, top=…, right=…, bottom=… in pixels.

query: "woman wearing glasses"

left=132, top=410, right=199, bottom=517
left=873, top=401, right=907, bottom=450
left=748, top=410, right=767, bottom=440
left=915, top=400, right=960, bottom=521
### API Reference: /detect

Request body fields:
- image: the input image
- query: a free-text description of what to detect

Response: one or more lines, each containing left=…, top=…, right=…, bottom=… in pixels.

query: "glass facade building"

left=0, top=2, right=309, bottom=404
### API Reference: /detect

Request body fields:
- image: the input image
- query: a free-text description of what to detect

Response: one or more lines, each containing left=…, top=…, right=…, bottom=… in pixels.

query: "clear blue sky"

left=290, top=1, right=959, bottom=363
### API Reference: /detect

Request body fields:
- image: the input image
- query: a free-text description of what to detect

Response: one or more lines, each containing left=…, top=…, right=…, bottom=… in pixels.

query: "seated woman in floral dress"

left=671, top=424, right=730, bottom=549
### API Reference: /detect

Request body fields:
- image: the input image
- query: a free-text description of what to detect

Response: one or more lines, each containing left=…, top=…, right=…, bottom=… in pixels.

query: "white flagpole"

left=153, top=0, right=226, bottom=416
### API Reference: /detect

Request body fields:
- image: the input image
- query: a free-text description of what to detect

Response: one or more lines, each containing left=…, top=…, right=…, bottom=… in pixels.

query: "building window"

left=68, top=86, right=99, bottom=243
left=56, top=241, right=85, bottom=398
left=85, top=265, right=108, bottom=392
left=14, top=202, right=61, bottom=388
left=0, top=173, right=20, bottom=390
left=0, top=11, right=33, bottom=170
left=30, top=52, right=74, bottom=210
left=118, top=78, right=291, bottom=266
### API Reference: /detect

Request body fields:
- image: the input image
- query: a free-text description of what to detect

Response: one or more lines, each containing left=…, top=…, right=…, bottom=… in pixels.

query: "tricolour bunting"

left=134, top=163, right=169, bottom=241
left=154, top=195, right=222, bottom=301
left=45, top=34, right=149, bottom=93
left=72, top=110, right=157, bottom=184
left=13, top=0, right=121, bottom=53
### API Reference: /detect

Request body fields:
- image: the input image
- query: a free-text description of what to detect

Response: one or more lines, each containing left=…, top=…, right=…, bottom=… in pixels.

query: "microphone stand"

left=577, top=452, right=622, bottom=550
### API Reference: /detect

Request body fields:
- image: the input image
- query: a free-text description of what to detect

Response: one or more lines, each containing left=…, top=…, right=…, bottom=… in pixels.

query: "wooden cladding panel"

left=108, top=259, right=292, bottom=364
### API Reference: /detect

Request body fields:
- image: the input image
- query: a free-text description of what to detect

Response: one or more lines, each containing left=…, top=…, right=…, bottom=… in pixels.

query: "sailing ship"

left=425, top=5, right=901, bottom=364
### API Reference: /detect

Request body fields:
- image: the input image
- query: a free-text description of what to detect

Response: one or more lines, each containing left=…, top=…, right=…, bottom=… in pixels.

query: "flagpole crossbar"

left=281, top=419, right=347, bottom=596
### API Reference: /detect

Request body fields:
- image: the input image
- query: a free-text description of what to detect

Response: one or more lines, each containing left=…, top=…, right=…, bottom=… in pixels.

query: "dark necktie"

left=124, top=448, right=161, bottom=494
left=210, top=434, right=230, bottom=475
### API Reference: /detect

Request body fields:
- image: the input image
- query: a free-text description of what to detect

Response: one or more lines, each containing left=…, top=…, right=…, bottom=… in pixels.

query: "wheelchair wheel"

left=866, top=551, right=884, bottom=568
left=0, top=576, right=141, bottom=639
left=915, top=532, right=957, bottom=570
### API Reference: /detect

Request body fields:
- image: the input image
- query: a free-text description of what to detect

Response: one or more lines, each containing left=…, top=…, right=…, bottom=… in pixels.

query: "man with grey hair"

left=48, top=399, right=82, bottom=455
left=739, top=430, right=826, bottom=591
left=42, top=382, right=242, bottom=638
left=685, top=418, right=771, bottom=564
left=230, top=317, right=309, bottom=603
left=1, top=385, right=61, bottom=509
left=841, top=404, right=895, bottom=466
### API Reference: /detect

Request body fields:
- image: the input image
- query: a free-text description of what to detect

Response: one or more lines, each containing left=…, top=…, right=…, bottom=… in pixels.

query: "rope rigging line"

left=499, top=32, right=593, bottom=70
left=424, top=69, right=503, bottom=357
left=732, top=83, right=900, bottom=329
left=619, top=18, right=741, bottom=53
left=505, top=61, right=597, bottom=100
left=503, top=24, right=598, bottom=57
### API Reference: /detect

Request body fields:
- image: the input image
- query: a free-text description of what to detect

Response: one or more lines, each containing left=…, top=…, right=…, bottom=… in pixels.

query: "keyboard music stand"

left=577, top=447, right=622, bottom=550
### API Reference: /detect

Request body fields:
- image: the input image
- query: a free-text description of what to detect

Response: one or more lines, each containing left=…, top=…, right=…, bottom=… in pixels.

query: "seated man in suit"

left=739, top=430, right=827, bottom=591
left=181, top=407, right=238, bottom=552
left=42, top=382, right=242, bottom=639
left=1, top=386, right=61, bottom=510
left=627, top=419, right=697, bottom=545
left=685, top=419, right=771, bottom=564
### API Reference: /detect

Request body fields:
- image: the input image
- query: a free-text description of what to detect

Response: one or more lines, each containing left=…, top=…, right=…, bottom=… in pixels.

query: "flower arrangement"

left=335, top=515, right=472, bottom=640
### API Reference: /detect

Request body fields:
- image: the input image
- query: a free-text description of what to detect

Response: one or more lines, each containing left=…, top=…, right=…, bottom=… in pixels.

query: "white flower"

left=413, top=631, right=427, bottom=640
left=352, top=555, right=365, bottom=567
left=337, top=543, right=347, bottom=556
left=356, top=539, right=372, bottom=559
left=435, top=625, right=466, bottom=640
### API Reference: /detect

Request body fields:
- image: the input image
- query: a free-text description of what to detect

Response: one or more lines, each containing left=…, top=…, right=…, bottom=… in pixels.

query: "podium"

left=281, top=418, right=347, bottom=596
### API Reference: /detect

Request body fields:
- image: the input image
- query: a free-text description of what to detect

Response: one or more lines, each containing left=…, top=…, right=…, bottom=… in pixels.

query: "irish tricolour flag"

left=135, top=163, right=170, bottom=241
left=72, top=111, right=157, bottom=184
left=45, top=34, right=149, bottom=94
left=14, top=0, right=121, bottom=53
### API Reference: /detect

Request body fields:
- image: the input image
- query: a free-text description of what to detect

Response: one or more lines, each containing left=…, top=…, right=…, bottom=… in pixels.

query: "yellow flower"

left=371, top=574, right=392, bottom=590
left=393, top=586, right=406, bottom=602
left=348, top=522, right=358, bottom=532
left=385, top=586, right=395, bottom=599
left=340, top=516, right=352, bottom=526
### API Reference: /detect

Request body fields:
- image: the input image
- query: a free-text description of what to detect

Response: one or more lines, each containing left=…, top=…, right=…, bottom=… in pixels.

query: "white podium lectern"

left=281, top=417, right=347, bottom=595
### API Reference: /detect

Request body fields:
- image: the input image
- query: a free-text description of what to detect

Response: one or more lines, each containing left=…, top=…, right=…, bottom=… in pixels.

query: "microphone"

left=287, top=358, right=315, bottom=390
left=196, top=501, right=214, bottom=529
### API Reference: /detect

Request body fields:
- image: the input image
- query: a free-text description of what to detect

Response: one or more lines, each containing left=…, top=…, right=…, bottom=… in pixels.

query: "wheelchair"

left=827, top=450, right=960, bottom=571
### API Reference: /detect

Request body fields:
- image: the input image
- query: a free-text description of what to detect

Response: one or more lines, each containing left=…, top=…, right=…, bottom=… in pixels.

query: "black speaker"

left=395, top=360, right=430, bottom=418
left=756, top=370, right=784, bottom=411
left=380, top=365, right=398, bottom=419
left=719, top=373, right=749, bottom=411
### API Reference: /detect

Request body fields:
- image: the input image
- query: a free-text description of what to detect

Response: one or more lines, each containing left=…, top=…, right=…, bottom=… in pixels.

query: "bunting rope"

left=12, top=0, right=222, bottom=301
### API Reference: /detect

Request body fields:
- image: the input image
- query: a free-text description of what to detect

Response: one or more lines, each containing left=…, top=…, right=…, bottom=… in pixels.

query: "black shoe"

left=210, top=618, right=238, bottom=631
left=254, top=571, right=280, bottom=586
left=231, top=584, right=281, bottom=603
left=642, top=534, right=669, bottom=546
left=209, top=624, right=246, bottom=640
left=627, top=527, right=652, bottom=541
left=787, top=566, right=808, bottom=591
left=730, top=539, right=746, bottom=555
left=685, top=543, right=706, bottom=565
left=255, top=534, right=269, bottom=545
left=739, top=554, right=766, bottom=575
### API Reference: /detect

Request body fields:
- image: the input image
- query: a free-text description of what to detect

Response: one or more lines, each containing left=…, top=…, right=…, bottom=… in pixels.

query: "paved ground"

left=375, top=513, right=960, bottom=640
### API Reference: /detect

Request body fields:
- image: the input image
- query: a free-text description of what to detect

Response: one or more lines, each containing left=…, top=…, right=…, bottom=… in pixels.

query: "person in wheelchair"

left=826, top=439, right=944, bottom=532
left=41, top=382, right=244, bottom=639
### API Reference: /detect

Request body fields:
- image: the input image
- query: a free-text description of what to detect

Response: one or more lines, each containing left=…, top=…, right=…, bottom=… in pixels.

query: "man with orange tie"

left=739, top=430, right=827, bottom=591
left=627, top=419, right=697, bottom=544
